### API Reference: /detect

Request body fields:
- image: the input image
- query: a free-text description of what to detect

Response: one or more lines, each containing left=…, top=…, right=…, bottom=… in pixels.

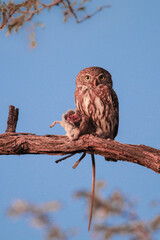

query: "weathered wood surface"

left=0, top=132, right=160, bottom=173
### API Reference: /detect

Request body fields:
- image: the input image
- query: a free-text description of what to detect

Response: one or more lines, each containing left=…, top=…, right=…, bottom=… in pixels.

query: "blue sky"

left=0, top=0, right=160, bottom=239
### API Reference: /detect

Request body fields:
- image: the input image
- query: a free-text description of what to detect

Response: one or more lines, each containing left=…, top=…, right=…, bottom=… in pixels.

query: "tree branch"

left=0, top=8, right=17, bottom=29
left=1, top=105, right=160, bottom=174
left=0, top=132, right=160, bottom=174
left=0, top=0, right=109, bottom=33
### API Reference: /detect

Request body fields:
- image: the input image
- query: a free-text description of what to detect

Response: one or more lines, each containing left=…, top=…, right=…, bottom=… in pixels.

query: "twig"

left=55, top=153, right=76, bottom=163
left=63, top=0, right=109, bottom=24
left=19, top=0, right=63, bottom=21
left=77, top=5, right=109, bottom=23
left=0, top=8, right=17, bottom=29
left=72, top=152, right=86, bottom=169
left=0, top=0, right=32, bottom=29
left=65, top=0, right=79, bottom=22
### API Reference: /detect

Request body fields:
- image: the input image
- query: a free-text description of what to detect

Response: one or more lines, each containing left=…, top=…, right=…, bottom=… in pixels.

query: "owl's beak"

left=93, top=78, right=99, bottom=87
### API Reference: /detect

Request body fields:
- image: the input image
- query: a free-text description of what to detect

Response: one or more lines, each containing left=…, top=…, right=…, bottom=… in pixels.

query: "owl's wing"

left=111, top=88, right=119, bottom=138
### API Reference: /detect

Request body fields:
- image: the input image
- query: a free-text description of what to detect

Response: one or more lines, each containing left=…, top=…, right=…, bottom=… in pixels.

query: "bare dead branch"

left=1, top=105, right=160, bottom=174
left=72, top=152, right=86, bottom=169
left=5, top=105, right=19, bottom=133
left=55, top=153, right=76, bottom=163
left=0, top=132, right=160, bottom=174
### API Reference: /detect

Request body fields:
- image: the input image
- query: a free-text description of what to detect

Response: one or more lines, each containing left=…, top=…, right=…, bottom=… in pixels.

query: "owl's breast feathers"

left=75, top=84, right=119, bottom=139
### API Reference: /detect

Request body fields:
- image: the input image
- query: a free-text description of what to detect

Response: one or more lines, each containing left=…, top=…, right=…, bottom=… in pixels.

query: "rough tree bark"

left=0, top=106, right=160, bottom=174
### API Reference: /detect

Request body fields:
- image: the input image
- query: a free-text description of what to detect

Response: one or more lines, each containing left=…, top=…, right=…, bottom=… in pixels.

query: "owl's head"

left=76, top=67, right=113, bottom=88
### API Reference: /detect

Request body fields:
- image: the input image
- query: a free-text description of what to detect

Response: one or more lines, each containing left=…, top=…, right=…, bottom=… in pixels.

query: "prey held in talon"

left=50, top=67, right=119, bottom=230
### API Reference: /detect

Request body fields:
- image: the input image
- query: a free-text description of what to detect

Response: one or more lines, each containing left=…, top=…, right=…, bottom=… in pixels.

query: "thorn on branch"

left=5, top=105, right=19, bottom=133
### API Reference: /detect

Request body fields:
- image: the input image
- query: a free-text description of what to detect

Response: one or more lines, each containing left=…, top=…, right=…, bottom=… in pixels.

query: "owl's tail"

left=88, top=154, right=96, bottom=231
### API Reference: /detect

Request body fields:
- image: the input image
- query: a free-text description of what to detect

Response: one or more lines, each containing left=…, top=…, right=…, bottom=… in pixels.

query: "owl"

left=75, top=67, right=119, bottom=140
left=74, top=67, right=119, bottom=230
left=50, top=67, right=119, bottom=231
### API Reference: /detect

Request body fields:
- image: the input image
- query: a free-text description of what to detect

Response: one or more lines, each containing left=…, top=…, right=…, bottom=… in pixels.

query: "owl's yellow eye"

left=99, top=74, right=104, bottom=81
left=85, top=75, right=90, bottom=80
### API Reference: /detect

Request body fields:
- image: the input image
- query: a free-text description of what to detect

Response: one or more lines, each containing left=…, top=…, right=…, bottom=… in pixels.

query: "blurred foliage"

left=8, top=180, right=160, bottom=239
left=8, top=199, right=68, bottom=240
left=75, top=181, right=160, bottom=239
left=0, top=0, right=110, bottom=34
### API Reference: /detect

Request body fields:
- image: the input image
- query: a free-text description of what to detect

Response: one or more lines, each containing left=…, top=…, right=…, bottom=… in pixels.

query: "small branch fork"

left=0, top=0, right=31, bottom=29
left=0, top=8, right=17, bottom=29
left=19, top=0, right=63, bottom=22
left=1, top=105, right=160, bottom=174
